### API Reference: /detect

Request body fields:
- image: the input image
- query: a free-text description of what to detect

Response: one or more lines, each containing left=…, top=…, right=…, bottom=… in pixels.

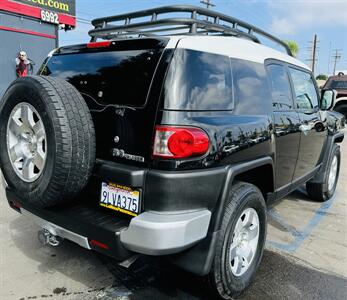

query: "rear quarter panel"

left=154, top=110, right=274, bottom=170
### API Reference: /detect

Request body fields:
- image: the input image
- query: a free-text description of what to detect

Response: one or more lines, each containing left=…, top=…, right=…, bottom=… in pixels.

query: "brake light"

left=87, top=41, right=112, bottom=49
left=153, top=126, right=209, bottom=158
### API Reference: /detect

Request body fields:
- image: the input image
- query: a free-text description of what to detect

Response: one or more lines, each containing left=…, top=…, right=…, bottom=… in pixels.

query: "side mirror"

left=320, top=89, right=337, bottom=110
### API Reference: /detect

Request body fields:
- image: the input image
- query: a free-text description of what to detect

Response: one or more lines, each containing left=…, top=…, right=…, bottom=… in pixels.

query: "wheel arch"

left=211, top=156, right=274, bottom=232
left=233, top=163, right=274, bottom=200
left=310, top=132, right=343, bottom=185
left=170, top=156, right=274, bottom=276
left=334, top=98, right=347, bottom=107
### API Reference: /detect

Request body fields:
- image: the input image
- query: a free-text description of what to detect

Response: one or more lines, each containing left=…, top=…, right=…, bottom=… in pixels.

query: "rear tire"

left=0, top=76, right=96, bottom=208
left=306, top=144, right=340, bottom=202
left=206, top=182, right=267, bottom=299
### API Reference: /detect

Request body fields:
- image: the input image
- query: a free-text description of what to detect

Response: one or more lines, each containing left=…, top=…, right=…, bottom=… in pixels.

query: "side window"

left=163, top=49, right=233, bottom=110
left=231, top=58, right=272, bottom=114
left=267, top=64, right=293, bottom=110
left=289, top=68, right=319, bottom=110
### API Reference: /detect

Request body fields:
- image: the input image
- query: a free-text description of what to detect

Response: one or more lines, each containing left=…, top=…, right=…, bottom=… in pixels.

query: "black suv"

left=0, top=6, right=345, bottom=299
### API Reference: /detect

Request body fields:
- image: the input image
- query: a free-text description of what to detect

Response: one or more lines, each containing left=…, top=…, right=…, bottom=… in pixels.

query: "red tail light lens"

left=87, top=41, right=112, bottom=49
left=153, top=126, right=209, bottom=159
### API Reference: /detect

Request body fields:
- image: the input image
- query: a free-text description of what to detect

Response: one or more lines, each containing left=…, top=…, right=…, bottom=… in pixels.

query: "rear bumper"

left=5, top=160, right=226, bottom=258
left=120, top=210, right=211, bottom=255
left=18, top=205, right=211, bottom=256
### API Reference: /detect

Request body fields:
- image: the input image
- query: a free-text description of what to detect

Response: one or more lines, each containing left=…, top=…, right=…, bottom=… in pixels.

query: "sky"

left=59, top=0, right=347, bottom=76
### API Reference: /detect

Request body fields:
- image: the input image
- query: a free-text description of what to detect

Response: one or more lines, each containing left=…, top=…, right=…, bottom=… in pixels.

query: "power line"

left=76, top=17, right=92, bottom=25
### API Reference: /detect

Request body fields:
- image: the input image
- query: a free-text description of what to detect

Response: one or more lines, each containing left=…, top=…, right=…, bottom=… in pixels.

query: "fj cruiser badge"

left=112, top=148, right=145, bottom=162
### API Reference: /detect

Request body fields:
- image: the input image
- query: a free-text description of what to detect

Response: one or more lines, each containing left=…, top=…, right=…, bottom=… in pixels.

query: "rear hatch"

left=40, top=38, right=171, bottom=165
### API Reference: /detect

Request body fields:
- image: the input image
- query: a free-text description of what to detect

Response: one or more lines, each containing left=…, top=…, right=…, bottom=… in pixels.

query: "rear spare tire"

left=0, top=76, right=96, bottom=208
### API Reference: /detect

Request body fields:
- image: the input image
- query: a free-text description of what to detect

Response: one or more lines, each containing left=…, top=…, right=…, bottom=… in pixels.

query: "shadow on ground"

left=8, top=190, right=347, bottom=300
left=86, top=249, right=346, bottom=300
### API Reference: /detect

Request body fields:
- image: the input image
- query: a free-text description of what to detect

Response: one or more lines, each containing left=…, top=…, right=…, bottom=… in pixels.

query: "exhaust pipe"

left=38, top=229, right=62, bottom=247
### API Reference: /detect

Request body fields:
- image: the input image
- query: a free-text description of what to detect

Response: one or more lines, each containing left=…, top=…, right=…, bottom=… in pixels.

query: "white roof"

left=166, top=36, right=309, bottom=71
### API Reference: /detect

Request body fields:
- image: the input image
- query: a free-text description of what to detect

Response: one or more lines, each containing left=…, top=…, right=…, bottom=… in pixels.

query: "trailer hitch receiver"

left=38, top=229, right=62, bottom=247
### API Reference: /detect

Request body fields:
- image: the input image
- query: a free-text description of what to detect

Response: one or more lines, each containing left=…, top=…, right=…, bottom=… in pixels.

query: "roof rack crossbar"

left=90, top=18, right=259, bottom=42
left=89, top=5, right=292, bottom=56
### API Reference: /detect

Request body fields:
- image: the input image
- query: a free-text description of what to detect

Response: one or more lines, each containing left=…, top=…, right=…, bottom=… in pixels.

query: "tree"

left=316, top=74, right=327, bottom=80
left=283, top=40, right=299, bottom=57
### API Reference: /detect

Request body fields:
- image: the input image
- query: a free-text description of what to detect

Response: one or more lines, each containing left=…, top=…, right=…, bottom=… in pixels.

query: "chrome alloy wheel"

left=328, top=155, right=338, bottom=192
left=6, top=103, right=47, bottom=182
left=229, top=208, right=260, bottom=277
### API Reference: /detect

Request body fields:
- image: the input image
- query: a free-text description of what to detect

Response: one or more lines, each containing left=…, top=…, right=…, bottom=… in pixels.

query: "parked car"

left=323, top=73, right=347, bottom=118
left=0, top=5, right=344, bottom=299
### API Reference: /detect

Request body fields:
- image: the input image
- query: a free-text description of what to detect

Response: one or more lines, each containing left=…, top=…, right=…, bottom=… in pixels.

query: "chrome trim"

left=21, top=209, right=91, bottom=250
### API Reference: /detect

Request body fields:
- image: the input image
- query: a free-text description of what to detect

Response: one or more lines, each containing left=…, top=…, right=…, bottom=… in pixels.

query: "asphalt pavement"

left=1, top=132, right=346, bottom=300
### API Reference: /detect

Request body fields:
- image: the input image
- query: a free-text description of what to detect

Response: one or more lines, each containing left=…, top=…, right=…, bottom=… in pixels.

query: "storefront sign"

left=11, top=0, right=75, bottom=17
left=0, top=0, right=76, bottom=27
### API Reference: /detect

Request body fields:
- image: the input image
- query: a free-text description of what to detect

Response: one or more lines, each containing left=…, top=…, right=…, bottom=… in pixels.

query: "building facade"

left=0, top=0, right=76, bottom=96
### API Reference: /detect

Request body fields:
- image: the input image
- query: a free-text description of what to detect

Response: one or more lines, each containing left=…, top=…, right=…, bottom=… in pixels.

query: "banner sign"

left=0, top=0, right=76, bottom=26
left=11, top=0, right=75, bottom=16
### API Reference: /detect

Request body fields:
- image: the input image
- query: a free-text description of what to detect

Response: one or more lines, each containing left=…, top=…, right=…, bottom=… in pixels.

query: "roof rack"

left=89, top=5, right=293, bottom=56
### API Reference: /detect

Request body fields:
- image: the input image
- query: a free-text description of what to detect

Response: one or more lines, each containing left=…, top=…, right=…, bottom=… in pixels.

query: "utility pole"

left=200, top=0, right=215, bottom=20
left=311, top=34, right=317, bottom=75
left=201, top=0, right=215, bottom=10
left=332, top=49, right=342, bottom=75
left=305, top=34, right=319, bottom=75
left=306, top=34, right=318, bottom=75
left=327, top=41, right=331, bottom=76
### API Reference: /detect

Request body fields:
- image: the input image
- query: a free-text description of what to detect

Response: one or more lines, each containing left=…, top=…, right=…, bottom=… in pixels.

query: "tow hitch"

left=38, top=229, right=62, bottom=247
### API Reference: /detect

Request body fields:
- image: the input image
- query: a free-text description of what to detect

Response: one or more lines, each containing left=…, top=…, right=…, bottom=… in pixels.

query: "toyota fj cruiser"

left=0, top=6, right=345, bottom=299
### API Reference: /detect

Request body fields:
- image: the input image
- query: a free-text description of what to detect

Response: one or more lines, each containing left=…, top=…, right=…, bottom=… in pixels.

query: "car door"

left=288, top=67, right=327, bottom=180
left=266, top=63, right=301, bottom=197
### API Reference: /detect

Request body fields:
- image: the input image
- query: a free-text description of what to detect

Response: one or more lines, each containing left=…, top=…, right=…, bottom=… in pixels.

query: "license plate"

left=100, top=182, right=140, bottom=217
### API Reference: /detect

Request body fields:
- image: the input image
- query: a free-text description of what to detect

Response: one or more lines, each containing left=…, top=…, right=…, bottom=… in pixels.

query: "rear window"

left=163, top=49, right=233, bottom=110
left=41, top=48, right=163, bottom=107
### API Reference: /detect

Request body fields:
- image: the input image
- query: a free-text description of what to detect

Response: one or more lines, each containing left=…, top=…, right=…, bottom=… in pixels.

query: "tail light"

left=87, top=41, right=112, bottom=49
left=153, top=126, right=209, bottom=159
